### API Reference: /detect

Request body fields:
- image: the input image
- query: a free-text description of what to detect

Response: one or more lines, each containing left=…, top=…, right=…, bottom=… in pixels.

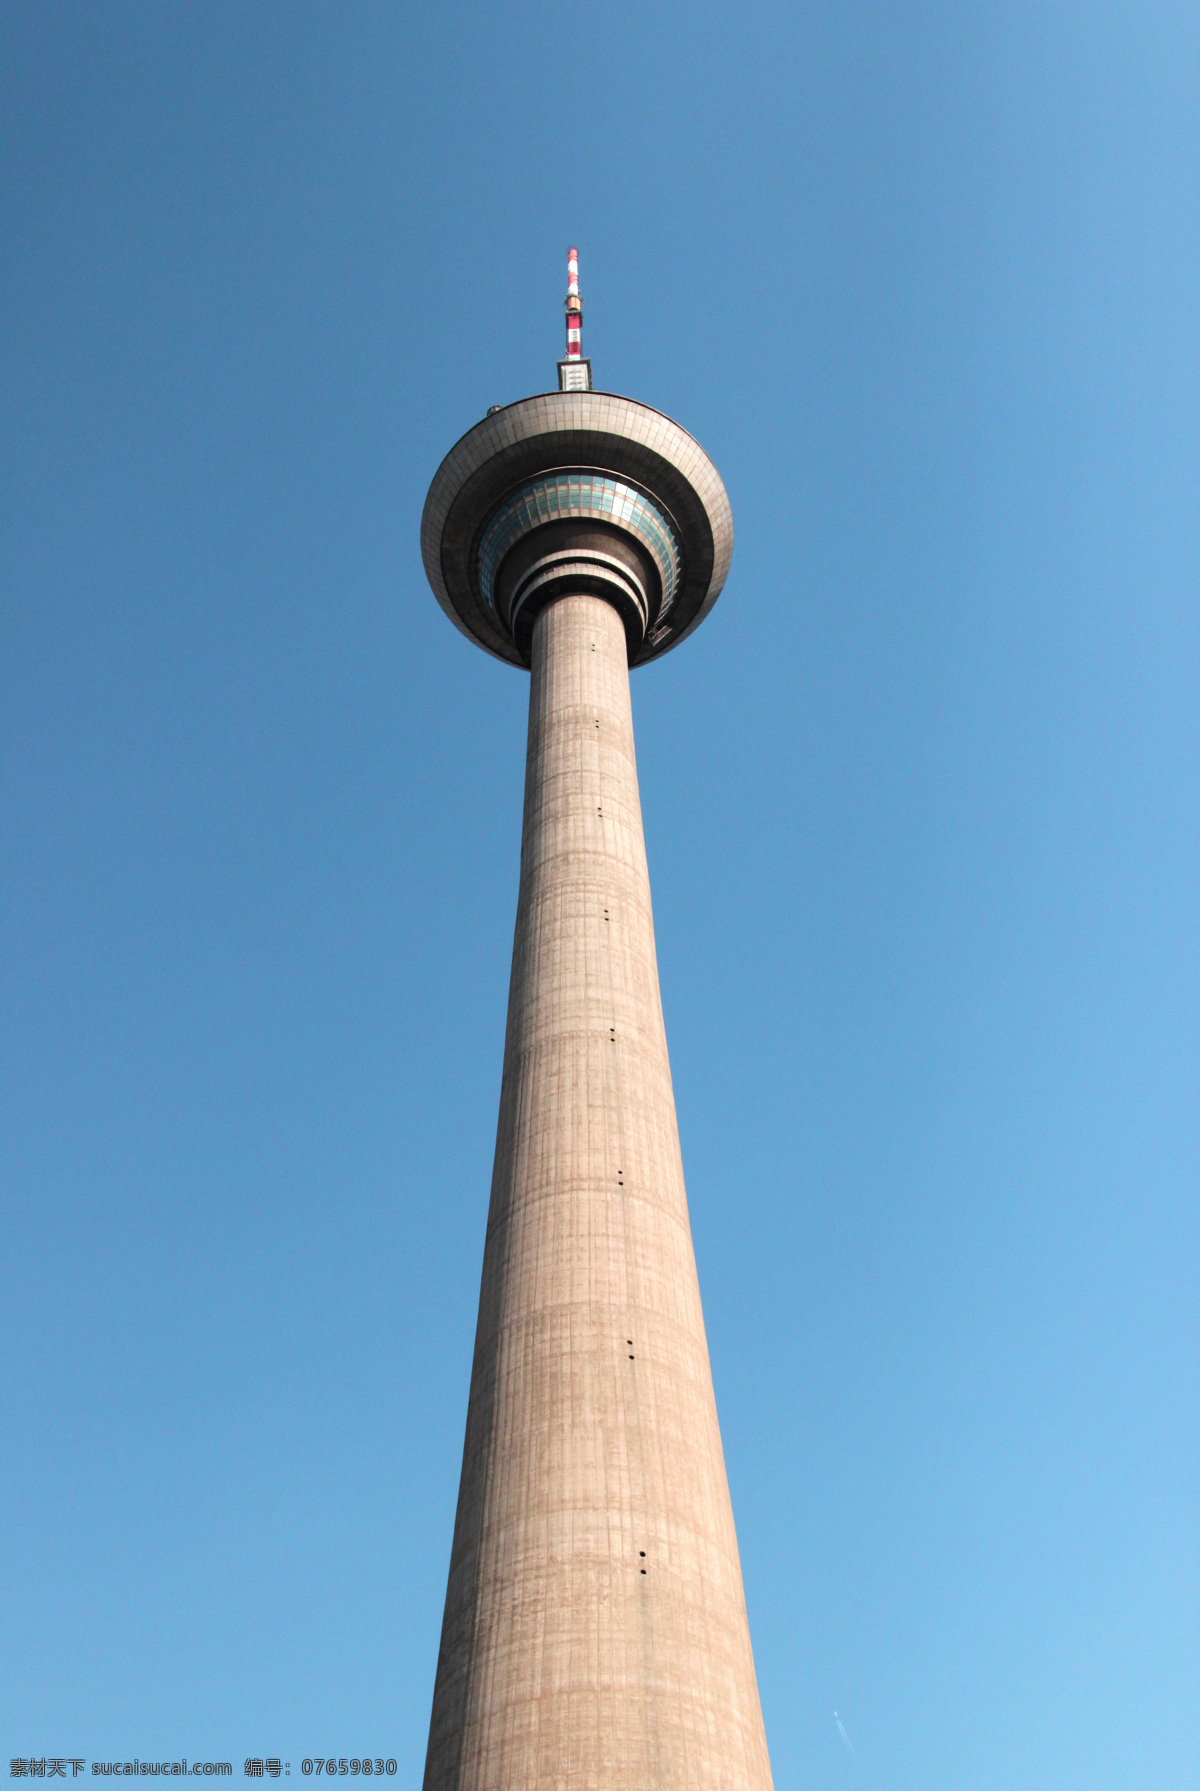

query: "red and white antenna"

left=558, top=246, right=592, bottom=391
left=565, top=246, right=582, bottom=359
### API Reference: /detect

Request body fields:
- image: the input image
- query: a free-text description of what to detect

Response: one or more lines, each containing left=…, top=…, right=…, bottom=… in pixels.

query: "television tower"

left=419, top=249, right=773, bottom=1791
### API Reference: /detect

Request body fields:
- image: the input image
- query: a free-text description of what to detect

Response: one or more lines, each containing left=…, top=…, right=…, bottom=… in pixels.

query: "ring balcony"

left=420, top=390, right=733, bottom=668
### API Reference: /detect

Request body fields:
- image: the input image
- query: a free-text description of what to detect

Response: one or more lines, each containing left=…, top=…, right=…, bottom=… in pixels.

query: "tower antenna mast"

left=565, top=245, right=582, bottom=359
left=558, top=244, right=592, bottom=391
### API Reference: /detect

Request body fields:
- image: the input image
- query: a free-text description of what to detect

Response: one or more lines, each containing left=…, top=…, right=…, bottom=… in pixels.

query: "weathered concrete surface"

left=423, top=592, right=773, bottom=1791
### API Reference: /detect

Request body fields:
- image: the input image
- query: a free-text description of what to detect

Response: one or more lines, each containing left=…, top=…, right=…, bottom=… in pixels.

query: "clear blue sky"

left=2, top=5, right=1196, bottom=1787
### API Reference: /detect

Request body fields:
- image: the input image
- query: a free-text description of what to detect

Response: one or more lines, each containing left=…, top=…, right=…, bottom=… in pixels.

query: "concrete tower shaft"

left=423, top=593, right=773, bottom=1791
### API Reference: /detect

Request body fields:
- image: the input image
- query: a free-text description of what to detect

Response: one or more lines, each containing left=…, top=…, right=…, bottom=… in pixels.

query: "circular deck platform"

left=421, top=390, right=734, bottom=668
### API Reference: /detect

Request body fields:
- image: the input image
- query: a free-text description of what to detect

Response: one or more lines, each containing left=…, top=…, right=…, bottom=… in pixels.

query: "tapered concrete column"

left=423, top=592, right=773, bottom=1791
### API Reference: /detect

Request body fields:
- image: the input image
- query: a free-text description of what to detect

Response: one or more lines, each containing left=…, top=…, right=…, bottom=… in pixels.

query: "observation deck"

left=420, top=389, right=734, bottom=669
